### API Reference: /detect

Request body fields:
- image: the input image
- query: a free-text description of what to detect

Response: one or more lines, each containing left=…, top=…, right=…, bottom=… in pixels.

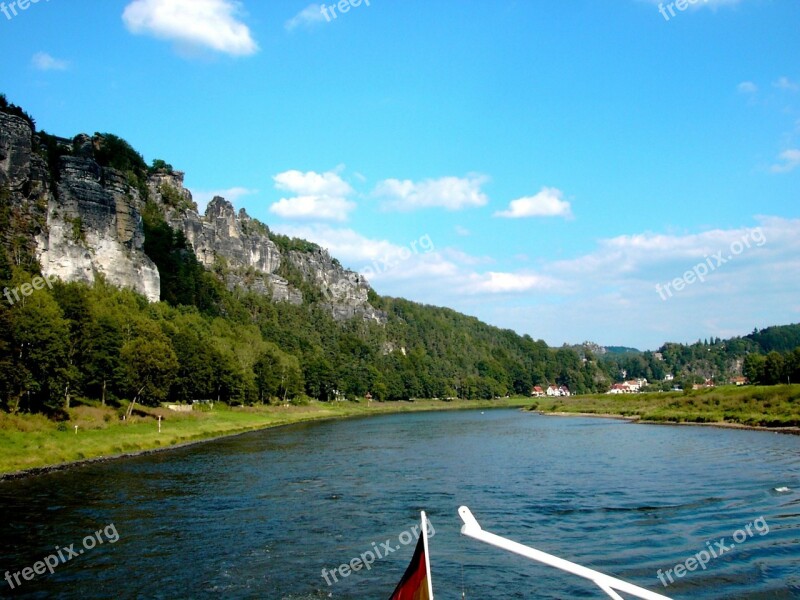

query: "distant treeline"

left=598, top=327, right=800, bottom=389
left=1, top=95, right=798, bottom=418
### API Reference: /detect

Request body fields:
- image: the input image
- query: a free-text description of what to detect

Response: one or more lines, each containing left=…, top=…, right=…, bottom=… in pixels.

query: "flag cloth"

left=388, top=513, right=433, bottom=600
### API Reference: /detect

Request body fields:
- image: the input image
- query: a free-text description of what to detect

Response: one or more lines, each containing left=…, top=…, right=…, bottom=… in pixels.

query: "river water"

left=0, top=409, right=798, bottom=599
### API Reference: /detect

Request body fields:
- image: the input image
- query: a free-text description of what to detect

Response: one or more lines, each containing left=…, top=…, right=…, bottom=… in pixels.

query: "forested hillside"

left=0, top=95, right=610, bottom=415
left=595, top=326, right=800, bottom=389
left=1, top=95, right=796, bottom=418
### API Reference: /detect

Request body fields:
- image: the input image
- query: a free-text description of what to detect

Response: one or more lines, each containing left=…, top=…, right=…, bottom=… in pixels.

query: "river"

left=1, top=409, right=798, bottom=599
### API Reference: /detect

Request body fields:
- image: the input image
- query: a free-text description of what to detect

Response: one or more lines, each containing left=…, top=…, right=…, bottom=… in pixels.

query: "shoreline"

left=4, top=397, right=797, bottom=482
left=537, top=410, right=800, bottom=435
left=0, top=399, right=530, bottom=482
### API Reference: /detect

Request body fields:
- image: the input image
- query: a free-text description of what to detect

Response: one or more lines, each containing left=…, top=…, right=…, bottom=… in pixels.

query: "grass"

left=530, top=384, right=800, bottom=429
left=0, top=397, right=533, bottom=476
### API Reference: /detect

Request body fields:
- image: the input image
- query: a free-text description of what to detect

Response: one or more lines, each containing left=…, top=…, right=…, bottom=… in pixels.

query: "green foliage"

left=541, top=384, right=800, bottom=428
left=64, top=216, right=86, bottom=245
left=36, top=131, right=74, bottom=187
left=158, top=184, right=196, bottom=212
left=4, top=95, right=800, bottom=419
left=142, top=202, right=221, bottom=312
left=148, top=158, right=174, bottom=174
left=269, top=232, right=321, bottom=254
left=8, top=274, right=70, bottom=414
left=746, top=324, right=800, bottom=353
left=253, top=344, right=304, bottom=403
left=92, top=133, right=150, bottom=203
left=240, top=218, right=269, bottom=237
left=0, top=94, right=35, bottom=131
left=120, top=335, right=179, bottom=406
left=92, top=133, right=147, bottom=174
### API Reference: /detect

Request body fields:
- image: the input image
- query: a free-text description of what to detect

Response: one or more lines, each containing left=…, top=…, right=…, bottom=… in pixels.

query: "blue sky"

left=1, top=0, right=798, bottom=349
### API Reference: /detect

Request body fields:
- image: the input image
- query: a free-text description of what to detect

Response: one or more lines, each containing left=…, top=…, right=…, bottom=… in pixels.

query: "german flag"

left=389, top=512, right=434, bottom=600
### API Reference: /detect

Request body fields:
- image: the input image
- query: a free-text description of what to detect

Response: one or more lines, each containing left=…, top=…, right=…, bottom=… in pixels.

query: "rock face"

left=0, top=112, right=385, bottom=323
left=290, top=249, right=386, bottom=323
left=0, top=113, right=160, bottom=301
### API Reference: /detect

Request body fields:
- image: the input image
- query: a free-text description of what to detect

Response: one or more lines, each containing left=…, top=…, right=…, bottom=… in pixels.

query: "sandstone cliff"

left=0, top=113, right=160, bottom=301
left=0, top=111, right=385, bottom=323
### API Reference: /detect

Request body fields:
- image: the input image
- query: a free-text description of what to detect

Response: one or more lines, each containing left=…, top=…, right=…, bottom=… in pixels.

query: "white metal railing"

left=458, top=506, right=673, bottom=600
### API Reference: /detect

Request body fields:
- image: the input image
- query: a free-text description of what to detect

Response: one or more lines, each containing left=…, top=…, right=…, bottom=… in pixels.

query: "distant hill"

left=1, top=94, right=797, bottom=415
left=603, top=346, right=641, bottom=355
left=745, top=324, right=800, bottom=353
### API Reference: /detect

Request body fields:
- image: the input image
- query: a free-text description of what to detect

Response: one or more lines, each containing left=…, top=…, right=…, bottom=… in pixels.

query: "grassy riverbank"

left=532, top=384, right=800, bottom=430
left=0, top=397, right=533, bottom=476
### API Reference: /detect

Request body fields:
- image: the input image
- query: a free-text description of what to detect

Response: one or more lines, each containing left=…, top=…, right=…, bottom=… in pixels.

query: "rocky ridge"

left=0, top=112, right=385, bottom=323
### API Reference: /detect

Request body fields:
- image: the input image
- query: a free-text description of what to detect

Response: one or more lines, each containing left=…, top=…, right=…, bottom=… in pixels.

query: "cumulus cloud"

left=737, top=81, right=757, bottom=94
left=466, top=272, right=559, bottom=294
left=373, top=174, right=489, bottom=211
left=122, top=0, right=258, bottom=57
left=269, top=169, right=356, bottom=222
left=494, top=187, right=573, bottom=219
left=31, top=52, right=69, bottom=71
left=285, top=3, right=327, bottom=30
left=770, top=149, right=800, bottom=173
left=277, top=216, right=799, bottom=348
left=272, top=224, right=455, bottom=285
left=773, top=76, right=799, bottom=92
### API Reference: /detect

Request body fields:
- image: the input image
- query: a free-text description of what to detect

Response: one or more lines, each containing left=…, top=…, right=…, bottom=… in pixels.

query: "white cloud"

left=454, top=225, right=471, bottom=237
left=122, top=0, right=258, bottom=57
left=285, top=3, right=327, bottom=30
left=467, top=272, right=559, bottom=294
left=494, top=187, right=573, bottom=219
left=272, top=224, right=456, bottom=284
left=31, top=52, right=69, bottom=71
left=773, top=76, right=799, bottom=92
left=269, top=169, right=356, bottom=222
left=373, top=174, right=489, bottom=211
left=189, top=186, right=257, bottom=213
left=278, top=216, right=800, bottom=349
left=737, top=81, right=757, bottom=94
left=274, top=169, right=353, bottom=197
left=770, top=149, right=800, bottom=173
left=270, top=196, right=355, bottom=222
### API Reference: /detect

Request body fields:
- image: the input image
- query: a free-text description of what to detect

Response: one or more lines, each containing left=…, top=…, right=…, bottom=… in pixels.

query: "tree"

left=9, top=279, right=70, bottom=413
left=82, top=315, right=123, bottom=405
left=764, top=351, right=785, bottom=386
left=0, top=303, right=18, bottom=411
left=743, top=354, right=766, bottom=385
left=121, top=336, right=178, bottom=414
left=253, top=346, right=282, bottom=403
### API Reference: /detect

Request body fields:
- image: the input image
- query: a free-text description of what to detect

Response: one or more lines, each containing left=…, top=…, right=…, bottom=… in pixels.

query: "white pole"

left=458, top=507, right=672, bottom=600
left=421, top=511, right=434, bottom=600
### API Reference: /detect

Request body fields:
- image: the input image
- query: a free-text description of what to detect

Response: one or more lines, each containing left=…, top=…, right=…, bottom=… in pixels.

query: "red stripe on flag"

left=389, top=535, right=431, bottom=600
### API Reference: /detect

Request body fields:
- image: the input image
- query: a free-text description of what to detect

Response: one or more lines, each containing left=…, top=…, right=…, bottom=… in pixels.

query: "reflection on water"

left=0, top=410, right=799, bottom=599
